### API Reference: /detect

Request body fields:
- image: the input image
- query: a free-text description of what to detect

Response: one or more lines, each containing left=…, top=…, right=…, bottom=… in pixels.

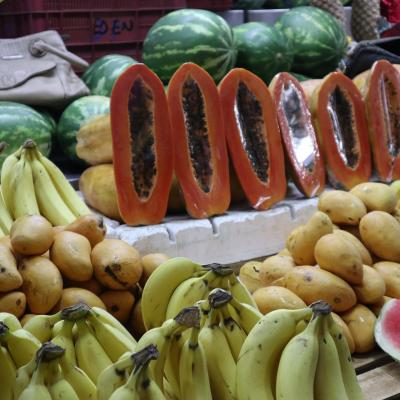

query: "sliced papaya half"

left=359, top=60, right=400, bottom=182
left=270, top=72, right=325, bottom=198
left=167, top=62, right=230, bottom=218
left=219, top=68, right=286, bottom=210
left=375, top=298, right=400, bottom=362
left=311, top=72, right=371, bottom=189
left=110, top=63, right=173, bottom=225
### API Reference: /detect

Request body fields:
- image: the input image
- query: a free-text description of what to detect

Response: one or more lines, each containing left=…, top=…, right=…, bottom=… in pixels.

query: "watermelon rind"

left=82, top=55, right=138, bottom=96
left=233, top=22, right=293, bottom=84
left=275, top=6, right=348, bottom=77
left=143, top=9, right=237, bottom=83
left=234, top=0, right=266, bottom=9
left=0, top=101, right=52, bottom=168
left=57, top=96, right=110, bottom=164
left=375, top=298, right=400, bottom=362
left=264, top=0, right=350, bottom=7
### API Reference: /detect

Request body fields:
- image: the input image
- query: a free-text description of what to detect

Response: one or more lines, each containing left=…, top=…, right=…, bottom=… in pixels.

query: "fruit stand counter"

left=355, top=351, right=400, bottom=399
left=101, top=195, right=318, bottom=265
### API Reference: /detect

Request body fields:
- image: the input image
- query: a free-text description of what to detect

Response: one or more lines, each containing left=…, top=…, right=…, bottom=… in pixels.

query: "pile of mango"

left=240, top=182, right=400, bottom=354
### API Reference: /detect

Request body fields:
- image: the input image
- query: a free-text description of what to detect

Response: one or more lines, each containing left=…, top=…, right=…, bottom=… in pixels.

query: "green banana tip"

left=0, top=320, right=9, bottom=335
left=22, top=139, right=37, bottom=149
left=61, top=302, right=91, bottom=321
left=174, top=306, right=201, bottom=328
left=203, top=263, right=233, bottom=276
left=132, top=344, right=159, bottom=369
left=37, top=342, right=65, bottom=363
left=208, top=288, right=232, bottom=308
left=309, top=300, right=332, bottom=318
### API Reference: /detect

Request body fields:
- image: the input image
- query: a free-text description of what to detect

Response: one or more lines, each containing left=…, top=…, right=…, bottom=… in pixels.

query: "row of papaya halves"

left=109, top=60, right=400, bottom=225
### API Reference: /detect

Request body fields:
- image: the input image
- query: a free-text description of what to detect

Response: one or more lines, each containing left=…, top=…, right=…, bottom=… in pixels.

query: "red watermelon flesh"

left=375, top=298, right=400, bottom=361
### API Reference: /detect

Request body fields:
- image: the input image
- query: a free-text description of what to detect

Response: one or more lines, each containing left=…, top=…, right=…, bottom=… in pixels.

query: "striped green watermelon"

left=265, top=0, right=350, bottom=7
left=0, top=102, right=52, bottom=167
left=82, top=55, right=138, bottom=96
left=275, top=6, right=348, bottom=77
left=234, top=0, right=266, bottom=8
left=233, top=22, right=293, bottom=83
left=143, top=9, right=237, bottom=83
left=57, top=96, right=109, bottom=163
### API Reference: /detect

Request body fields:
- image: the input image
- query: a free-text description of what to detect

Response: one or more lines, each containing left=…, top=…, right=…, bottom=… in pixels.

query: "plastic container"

left=0, top=0, right=185, bottom=63
left=186, top=0, right=233, bottom=10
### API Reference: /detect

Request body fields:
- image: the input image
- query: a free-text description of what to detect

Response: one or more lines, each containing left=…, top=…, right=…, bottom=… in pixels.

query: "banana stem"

left=62, top=303, right=91, bottom=321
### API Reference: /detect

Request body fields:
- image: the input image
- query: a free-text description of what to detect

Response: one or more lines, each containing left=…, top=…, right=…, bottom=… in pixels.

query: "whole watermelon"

left=0, top=102, right=52, bottom=167
left=275, top=6, right=348, bottom=77
left=234, top=0, right=266, bottom=8
left=233, top=22, right=293, bottom=83
left=57, top=96, right=110, bottom=163
left=264, top=0, right=350, bottom=7
left=143, top=9, right=237, bottom=83
left=82, top=55, right=137, bottom=96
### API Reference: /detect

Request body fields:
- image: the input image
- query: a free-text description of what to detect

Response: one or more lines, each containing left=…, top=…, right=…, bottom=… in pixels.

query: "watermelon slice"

left=375, top=298, right=400, bottom=362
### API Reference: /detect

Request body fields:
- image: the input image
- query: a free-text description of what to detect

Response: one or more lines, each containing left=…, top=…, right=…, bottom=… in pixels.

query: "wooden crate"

left=355, top=351, right=400, bottom=399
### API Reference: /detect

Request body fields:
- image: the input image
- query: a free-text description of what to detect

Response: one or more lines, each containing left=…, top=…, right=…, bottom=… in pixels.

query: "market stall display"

left=0, top=2, right=400, bottom=399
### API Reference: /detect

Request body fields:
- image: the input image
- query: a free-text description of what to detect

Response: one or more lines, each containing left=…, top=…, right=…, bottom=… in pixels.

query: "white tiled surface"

left=97, top=194, right=318, bottom=265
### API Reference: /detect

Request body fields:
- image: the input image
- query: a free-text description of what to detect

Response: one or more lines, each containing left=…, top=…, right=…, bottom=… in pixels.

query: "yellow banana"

left=0, top=323, right=41, bottom=368
left=0, top=188, right=13, bottom=234
left=229, top=274, right=258, bottom=307
left=33, top=147, right=91, bottom=217
left=46, top=359, right=79, bottom=400
left=0, top=312, right=22, bottom=332
left=275, top=310, right=325, bottom=400
left=28, top=146, right=76, bottom=225
left=97, top=352, right=133, bottom=400
left=141, top=257, right=206, bottom=330
left=91, top=306, right=135, bottom=341
left=19, top=362, right=52, bottom=400
left=13, top=355, right=36, bottom=398
left=1, top=146, right=22, bottom=212
left=165, top=269, right=219, bottom=320
left=9, top=149, right=40, bottom=219
left=199, top=308, right=237, bottom=400
left=179, top=326, right=212, bottom=400
left=164, top=330, right=184, bottom=399
left=87, top=312, right=137, bottom=362
left=220, top=306, right=247, bottom=361
left=237, top=307, right=313, bottom=400
left=110, top=345, right=165, bottom=400
left=315, top=316, right=349, bottom=400
left=74, top=319, right=113, bottom=383
left=23, top=312, right=62, bottom=343
left=52, top=320, right=97, bottom=400
left=229, top=296, right=262, bottom=334
left=328, top=314, right=364, bottom=400
left=0, top=345, right=16, bottom=400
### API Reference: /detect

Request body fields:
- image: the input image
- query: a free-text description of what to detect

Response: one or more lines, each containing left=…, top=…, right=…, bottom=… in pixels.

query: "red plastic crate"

left=0, top=0, right=185, bottom=63
left=186, top=0, right=233, bottom=10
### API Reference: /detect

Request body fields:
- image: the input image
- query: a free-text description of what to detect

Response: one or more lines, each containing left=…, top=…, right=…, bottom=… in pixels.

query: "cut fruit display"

left=311, top=72, right=372, bottom=189
left=167, top=62, right=230, bottom=218
left=270, top=72, right=325, bottom=197
left=219, top=68, right=286, bottom=210
left=355, top=60, right=400, bottom=183
left=110, top=63, right=174, bottom=226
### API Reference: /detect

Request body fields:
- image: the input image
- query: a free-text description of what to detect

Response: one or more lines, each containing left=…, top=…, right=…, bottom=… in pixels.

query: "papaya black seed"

left=235, top=81, right=268, bottom=183
left=181, top=77, right=212, bottom=193
left=128, top=78, right=156, bottom=200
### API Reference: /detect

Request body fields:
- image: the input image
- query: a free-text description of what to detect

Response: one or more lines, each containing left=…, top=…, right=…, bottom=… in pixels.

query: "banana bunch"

left=109, top=345, right=165, bottom=400
left=1, top=139, right=91, bottom=226
left=141, top=256, right=258, bottom=330
left=101, top=289, right=262, bottom=400
left=0, top=318, right=41, bottom=400
left=0, top=142, right=14, bottom=237
left=237, top=301, right=364, bottom=400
